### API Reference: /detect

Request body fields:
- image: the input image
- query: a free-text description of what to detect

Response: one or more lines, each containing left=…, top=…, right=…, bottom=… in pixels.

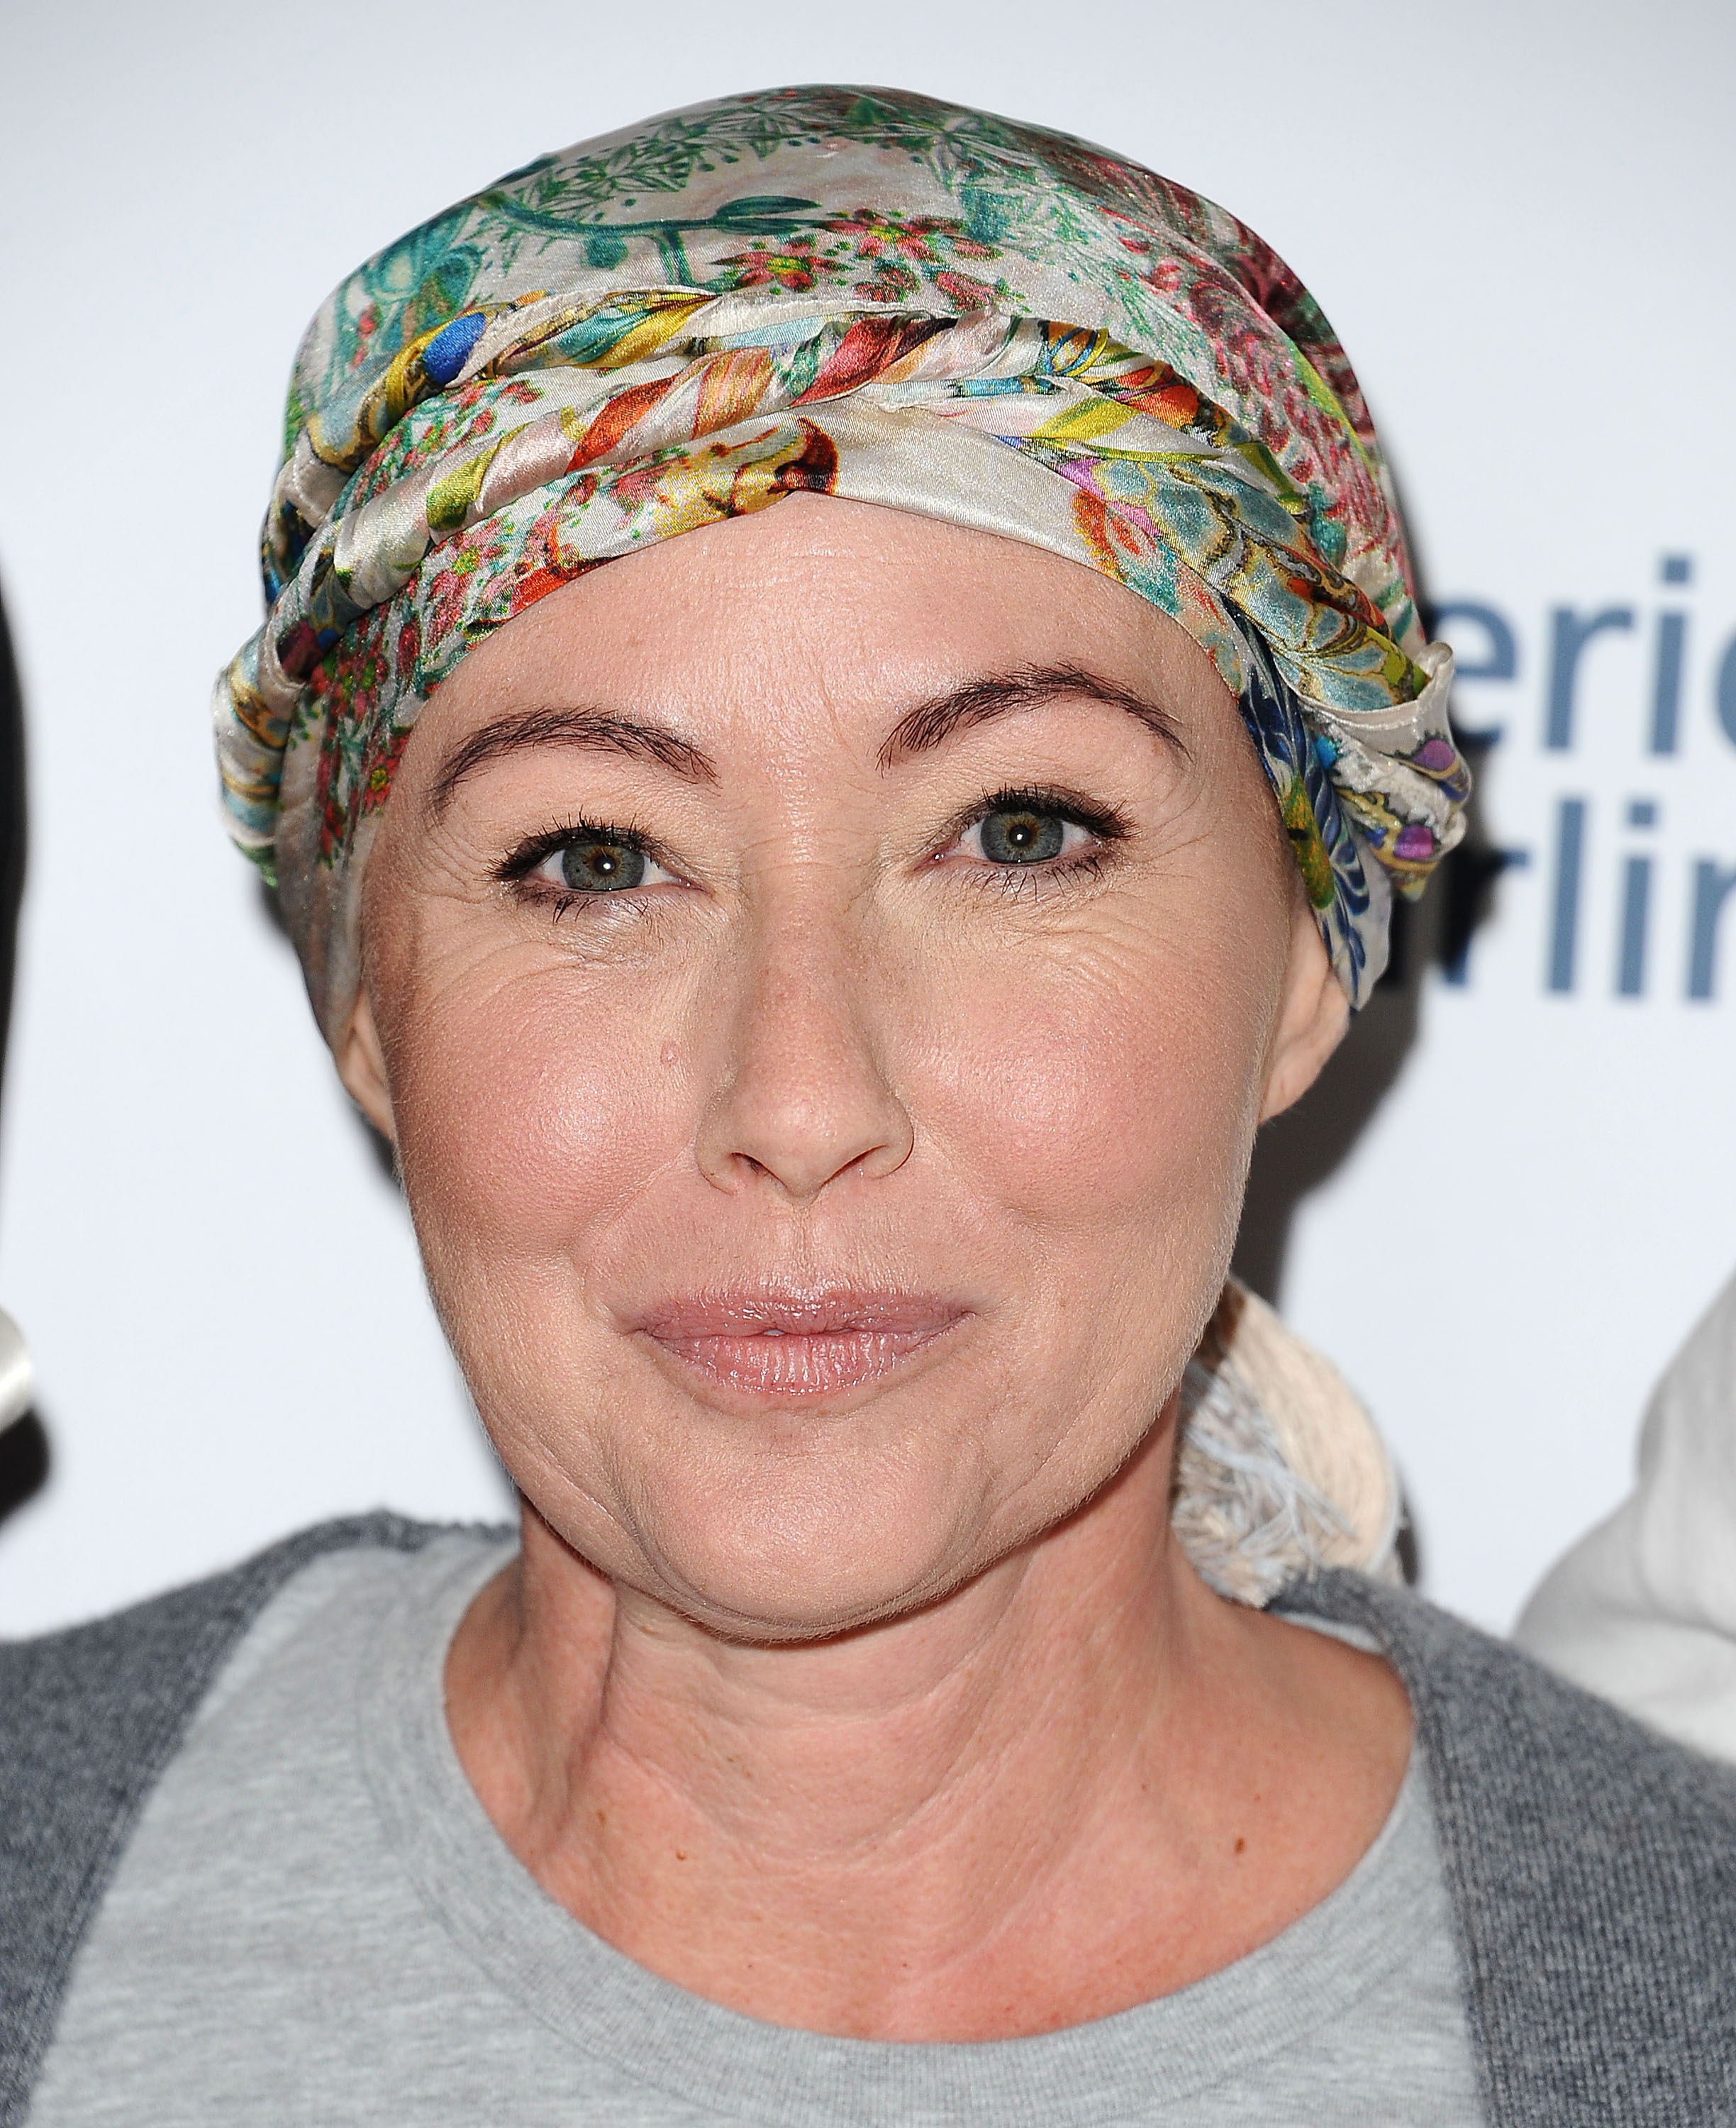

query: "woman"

left=5, top=85, right=1734, bottom=2126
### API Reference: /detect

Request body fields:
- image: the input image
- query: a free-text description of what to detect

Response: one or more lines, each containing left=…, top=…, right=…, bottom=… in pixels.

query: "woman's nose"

left=694, top=921, right=916, bottom=1202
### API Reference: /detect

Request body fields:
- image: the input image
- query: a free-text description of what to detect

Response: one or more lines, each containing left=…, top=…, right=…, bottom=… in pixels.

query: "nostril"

left=698, top=1087, right=915, bottom=1202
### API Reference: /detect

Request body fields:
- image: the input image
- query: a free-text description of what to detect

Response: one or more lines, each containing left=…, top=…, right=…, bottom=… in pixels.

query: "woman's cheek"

left=396, top=954, right=696, bottom=1275
left=911, top=907, right=1263, bottom=1228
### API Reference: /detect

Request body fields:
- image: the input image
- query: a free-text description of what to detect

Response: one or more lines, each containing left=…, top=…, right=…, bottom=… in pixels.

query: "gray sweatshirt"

left=4, top=1512, right=1735, bottom=2126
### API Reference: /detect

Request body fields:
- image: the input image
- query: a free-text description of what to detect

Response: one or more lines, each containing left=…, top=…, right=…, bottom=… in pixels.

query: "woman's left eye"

left=533, top=836, right=675, bottom=894
left=956, top=803, right=1098, bottom=868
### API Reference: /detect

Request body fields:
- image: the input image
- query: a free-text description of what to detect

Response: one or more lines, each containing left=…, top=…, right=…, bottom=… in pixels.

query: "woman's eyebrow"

left=428, top=706, right=718, bottom=819
left=877, top=665, right=1186, bottom=770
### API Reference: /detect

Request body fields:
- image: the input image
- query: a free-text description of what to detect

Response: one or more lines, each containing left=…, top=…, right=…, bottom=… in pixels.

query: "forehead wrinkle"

left=876, top=665, right=1189, bottom=772
left=425, top=704, right=718, bottom=821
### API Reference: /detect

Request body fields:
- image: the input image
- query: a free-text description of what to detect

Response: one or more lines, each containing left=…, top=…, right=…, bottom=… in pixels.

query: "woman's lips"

left=638, top=1294, right=968, bottom=1399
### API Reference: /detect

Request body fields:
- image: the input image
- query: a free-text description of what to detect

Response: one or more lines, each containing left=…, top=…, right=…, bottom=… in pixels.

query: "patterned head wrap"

left=216, top=86, right=1468, bottom=1048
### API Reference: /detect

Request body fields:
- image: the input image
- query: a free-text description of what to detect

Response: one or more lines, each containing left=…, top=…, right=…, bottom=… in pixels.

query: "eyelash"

left=495, top=787, right=1128, bottom=914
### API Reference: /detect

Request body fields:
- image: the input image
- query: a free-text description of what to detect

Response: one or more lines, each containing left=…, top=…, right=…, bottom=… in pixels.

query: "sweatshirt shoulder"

left=1281, top=1568, right=1736, bottom=2121
left=1286, top=1567, right=1736, bottom=1831
left=0, top=1514, right=483, bottom=2122
left=0, top=1512, right=464, bottom=1716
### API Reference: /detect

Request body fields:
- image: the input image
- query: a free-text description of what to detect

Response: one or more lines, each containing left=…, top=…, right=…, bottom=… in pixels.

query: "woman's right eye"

left=533, top=836, right=674, bottom=894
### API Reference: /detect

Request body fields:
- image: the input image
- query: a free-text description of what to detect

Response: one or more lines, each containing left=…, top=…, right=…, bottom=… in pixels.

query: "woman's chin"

left=582, top=1463, right=1001, bottom=1644
left=501, top=1327, right=1115, bottom=1640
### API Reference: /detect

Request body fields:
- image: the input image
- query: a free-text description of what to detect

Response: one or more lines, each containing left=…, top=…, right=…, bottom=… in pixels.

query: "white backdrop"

left=2, top=0, right=1732, bottom=1636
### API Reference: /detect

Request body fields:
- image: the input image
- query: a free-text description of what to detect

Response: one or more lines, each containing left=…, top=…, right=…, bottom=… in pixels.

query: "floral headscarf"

left=216, top=85, right=1467, bottom=1047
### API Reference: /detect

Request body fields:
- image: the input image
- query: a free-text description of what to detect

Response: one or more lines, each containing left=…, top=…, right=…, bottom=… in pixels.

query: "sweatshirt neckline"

left=357, top=1531, right=1433, bottom=2128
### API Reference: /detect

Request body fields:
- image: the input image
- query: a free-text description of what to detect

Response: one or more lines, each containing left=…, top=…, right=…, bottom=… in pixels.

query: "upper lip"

left=635, top=1290, right=971, bottom=1340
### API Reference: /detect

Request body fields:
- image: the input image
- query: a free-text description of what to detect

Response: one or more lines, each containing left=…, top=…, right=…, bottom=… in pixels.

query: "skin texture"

left=340, top=494, right=1408, bottom=2041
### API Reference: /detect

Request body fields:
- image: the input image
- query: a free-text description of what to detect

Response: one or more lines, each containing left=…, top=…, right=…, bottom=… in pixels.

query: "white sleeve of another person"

left=1516, top=1268, right=1736, bottom=1763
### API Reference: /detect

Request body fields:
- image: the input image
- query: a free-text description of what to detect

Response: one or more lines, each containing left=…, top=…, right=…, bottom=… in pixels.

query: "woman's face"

left=347, top=497, right=1345, bottom=1638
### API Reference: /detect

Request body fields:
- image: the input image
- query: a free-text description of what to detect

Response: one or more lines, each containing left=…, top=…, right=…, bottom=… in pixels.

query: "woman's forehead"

left=429, top=499, right=1207, bottom=725
left=402, top=500, right=1233, bottom=806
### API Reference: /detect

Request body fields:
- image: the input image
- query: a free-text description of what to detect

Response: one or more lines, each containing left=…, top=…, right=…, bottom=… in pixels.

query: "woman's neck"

left=445, top=1422, right=1410, bottom=2041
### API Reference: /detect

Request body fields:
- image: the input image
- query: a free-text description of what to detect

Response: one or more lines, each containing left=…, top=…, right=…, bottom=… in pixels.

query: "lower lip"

left=649, top=1321, right=959, bottom=1399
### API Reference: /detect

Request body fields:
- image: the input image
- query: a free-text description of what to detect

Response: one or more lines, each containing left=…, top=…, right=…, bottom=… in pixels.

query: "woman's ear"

left=1259, top=895, right=1351, bottom=1124
left=336, top=990, right=398, bottom=1143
